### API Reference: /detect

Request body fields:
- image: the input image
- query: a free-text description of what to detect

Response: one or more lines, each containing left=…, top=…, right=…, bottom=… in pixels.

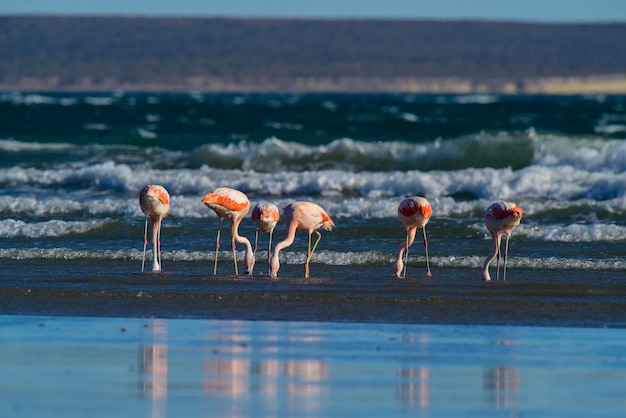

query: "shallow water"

left=0, top=315, right=624, bottom=418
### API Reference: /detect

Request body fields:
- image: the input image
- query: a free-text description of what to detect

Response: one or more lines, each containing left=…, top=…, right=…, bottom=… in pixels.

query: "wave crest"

left=188, top=135, right=535, bottom=172
left=0, top=219, right=111, bottom=238
left=0, top=248, right=623, bottom=271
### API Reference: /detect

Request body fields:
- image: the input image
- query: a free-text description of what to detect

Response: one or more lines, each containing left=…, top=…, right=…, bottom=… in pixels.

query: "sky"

left=2, top=0, right=626, bottom=22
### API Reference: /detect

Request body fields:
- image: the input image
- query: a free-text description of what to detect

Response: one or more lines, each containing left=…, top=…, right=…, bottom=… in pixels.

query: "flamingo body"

left=139, top=185, right=170, bottom=272
left=251, top=202, right=280, bottom=262
left=202, top=187, right=255, bottom=275
left=481, top=201, right=523, bottom=281
left=270, top=201, right=334, bottom=278
left=395, top=196, right=432, bottom=278
left=251, top=202, right=280, bottom=234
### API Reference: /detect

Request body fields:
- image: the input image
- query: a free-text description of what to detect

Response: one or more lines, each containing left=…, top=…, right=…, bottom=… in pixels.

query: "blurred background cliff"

left=1, top=15, right=626, bottom=93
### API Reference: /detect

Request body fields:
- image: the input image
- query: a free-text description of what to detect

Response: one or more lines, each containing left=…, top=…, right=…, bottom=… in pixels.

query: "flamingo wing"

left=140, top=185, right=170, bottom=217
left=202, top=187, right=250, bottom=218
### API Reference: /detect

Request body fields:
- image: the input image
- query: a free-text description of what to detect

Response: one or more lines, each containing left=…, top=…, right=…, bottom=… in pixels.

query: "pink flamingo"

left=202, top=187, right=255, bottom=275
left=395, top=196, right=432, bottom=278
left=139, top=185, right=170, bottom=272
left=481, top=201, right=524, bottom=281
left=251, top=202, right=280, bottom=261
left=270, top=201, right=335, bottom=278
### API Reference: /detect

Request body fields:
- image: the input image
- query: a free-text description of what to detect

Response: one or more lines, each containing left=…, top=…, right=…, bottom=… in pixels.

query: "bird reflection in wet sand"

left=484, top=366, right=520, bottom=408
left=397, top=367, right=429, bottom=408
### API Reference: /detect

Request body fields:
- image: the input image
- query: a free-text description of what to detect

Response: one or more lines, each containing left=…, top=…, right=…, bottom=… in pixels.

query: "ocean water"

left=0, top=92, right=625, bottom=325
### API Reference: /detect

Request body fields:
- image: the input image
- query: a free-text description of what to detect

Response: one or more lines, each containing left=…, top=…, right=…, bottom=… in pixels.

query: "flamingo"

left=202, top=187, right=255, bottom=275
left=481, top=201, right=524, bottom=281
left=270, top=201, right=335, bottom=278
left=395, top=196, right=432, bottom=278
left=251, top=202, right=280, bottom=262
left=139, top=185, right=170, bottom=272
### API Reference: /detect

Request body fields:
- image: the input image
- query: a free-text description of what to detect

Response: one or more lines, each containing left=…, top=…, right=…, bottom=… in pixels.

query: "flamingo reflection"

left=397, top=367, right=430, bottom=408
left=484, top=366, right=520, bottom=408
left=141, top=319, right=169, bottom=418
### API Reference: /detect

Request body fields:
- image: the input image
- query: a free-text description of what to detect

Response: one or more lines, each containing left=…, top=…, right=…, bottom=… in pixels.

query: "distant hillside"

left=1, top=16, right=626, bottom=93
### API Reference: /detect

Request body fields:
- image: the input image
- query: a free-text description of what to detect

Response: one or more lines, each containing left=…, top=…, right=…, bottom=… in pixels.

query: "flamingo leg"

left=310, top=230, right=323, bottom=258
left=495, top=233, right=502, bottom=281
left=423, top=226, right=432, bottom=277
left=253, top=229, right=259, bottom=256
left=154, top=219, right=160, bottom=270
left=156, top=218, right=162, bottom=271
left=402, top=229, right=410, bottom=278
left=305, top=230, right=323, bottom=278
left=142, top=215, right=148, bottom=272
left=231, top=222, right=239, bottom=276
left=268, top=229, right=274, bottom=260
left=503, top=234, right=511, bottom=281
left=305, top=231, right=312, bottom=278
left=214, top=218, right=223, bottom=275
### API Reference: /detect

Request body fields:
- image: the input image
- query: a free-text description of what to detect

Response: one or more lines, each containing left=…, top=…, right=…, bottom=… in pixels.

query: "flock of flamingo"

left=139, top=184, right=523, bottom=281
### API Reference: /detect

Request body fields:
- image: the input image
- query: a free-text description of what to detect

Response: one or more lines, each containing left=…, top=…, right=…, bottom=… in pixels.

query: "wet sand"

left=1, top=260, right=626, bottom=327
left=0, top=315, right=625, bottom=417
left=1, top=261, right=625, bottom=416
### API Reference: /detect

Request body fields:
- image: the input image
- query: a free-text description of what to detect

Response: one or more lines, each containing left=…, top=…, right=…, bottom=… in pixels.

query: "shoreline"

left=2, top=75, right=626, bottom=94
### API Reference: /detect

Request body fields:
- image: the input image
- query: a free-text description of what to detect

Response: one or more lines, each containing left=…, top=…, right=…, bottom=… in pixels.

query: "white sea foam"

left=0, top=219, right=112, bottom=238
left=0, top=139, right=75, bottom=152
left=523, top=223, right=626, bottom=242
left=452, top=94, right=500, bottom=104
left=430, top=255, right=626, bottom=271
left=0, top=248, right=142, bottom=260
left=83, top=123, right=111, bottom=131
left=157, top=133, right=626, bottom=178
left=0, top=196, right=84, bottom=216
left=84, top=96, right=116, bottom=106
left=595, top=124, right=626, bottom=135
left=0, top=247, right=622, bottom=271
left=5, top=132, right=626, bottom=174
left=0, top=93, right=70, bottom=105
left=532, top=135, right=626, bottom=173
left=1, top=165, right=625, bottom=222
left=594, top=112, right=626, bottom=134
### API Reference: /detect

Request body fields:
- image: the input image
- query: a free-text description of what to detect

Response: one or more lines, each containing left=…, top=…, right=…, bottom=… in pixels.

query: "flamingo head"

left=510, top=206, right=524, bottom=219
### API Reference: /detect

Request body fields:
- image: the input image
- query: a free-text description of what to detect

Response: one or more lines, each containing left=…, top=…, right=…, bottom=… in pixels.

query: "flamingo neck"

left=231, top=218, right=255, bottom=274
left=270, top=221, right=298, bottom=277
left=151, top=216, right=161, bottom=272
left=397, top=227, right=417, bottom=254
left=481, top=232, right=501, bottom=281
left=275, top=222, right=298, bottom=256
left=394, top=227, right=417, bottom=278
